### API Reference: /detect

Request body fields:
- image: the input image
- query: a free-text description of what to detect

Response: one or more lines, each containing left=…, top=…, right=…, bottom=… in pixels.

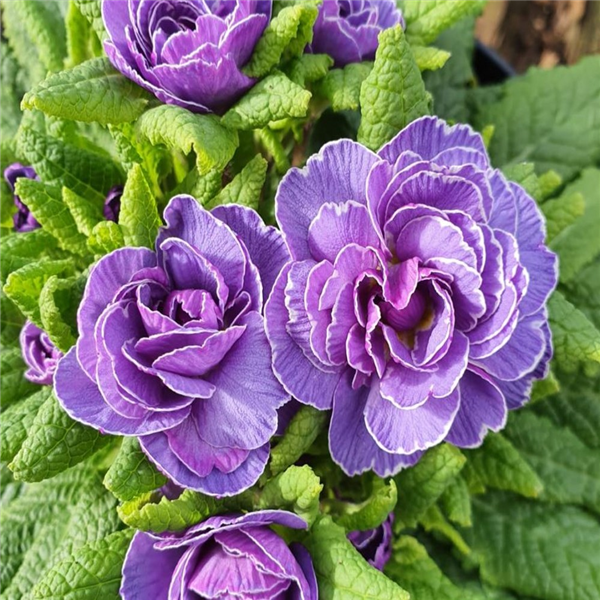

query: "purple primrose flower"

left=309, top=0, right=404, bottom=67
left=348, top=512, right=394, bottom=571
left=4, top=163, right=40, bottom=233
left=103, top=185, right=123, bottom=222
left=55, top=196, right=290, bottom=495
left=121, top=511, right=317, bottom=600
left=102, top=0, right=272, bottom=114
left=266, top=116, right=557, bottom=477
left=20, top=321, right=63, bottom=385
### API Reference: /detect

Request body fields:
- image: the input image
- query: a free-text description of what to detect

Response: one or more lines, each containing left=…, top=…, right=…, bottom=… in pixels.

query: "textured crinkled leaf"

left=336, top=478, right=397, bottom=532
left=472, top=57, right=600, bottom=180
left=119, top=164, right=160, bottom=248
left=31, top=529, right=134, bottom=600
left=0, top=229, right=61, bottom=285
left=502, top=162, right=542, bottom=201
left=549, top=290, right=600, bottom=372
left=538, top=169, right=563, bottom=200
left=72, top=0, right=106, bottom=42
left=541, top=192, right=585, bottom=243
left=550, top=168, right=600, bottom=282
left=62, top=187, right=104, bottom=237
left=307, top=516, right=409, bottom=600
left=16, top=125, right=123, bottom=202
left=506, top=411, right=600, bottom=514
left=172, top=168, right=222, bottom=206
left=137, top=105, right=238, bottom=175
left=394, top=444, right=466, bottom=529
left=286, top=54, right=333, bottom=86
left=0, top=292, right=25, bottom=349
left=258, top=465, right=322, bottom=527
left=0, top=387, right=51, bottom=463
left=23, top=58, right=152, bottom=125
left=462, top=433, right=543, bottom=498
left=358, top=26, right=430, bottom=151
left=87, top=220, right=125, bottom=256
left=208, top=154, right=267, bottom=210
left=118, top=488, right=249, bottom=533
left=103, top=437, right=167, bottom=503
left=65, top=0, right=99, bottom=67
left=223, top=71, right=311, bottom=130
left=9, top=393, right=110, bottom=482
left=0, top=43, right=25, bottom=140
left=412, top=46, right=452, bottom=71
left=470, top=492, right=600, bottom=600
left=530, top=369, right=560, bottom=403
left=3, top=259, right=75, bottom=327
left=401, top=0, right=486, bottom=46
left=316, top=62, right=372, bottom=112
left=14, top=179, right=89, bottom=256
left=419, top=504, right=471, bottom=555
left=0, top=0, right=66, bottom=85
left=0, top=348, right=38, bottom=411
left=256, top=127, right=290, bottom=173
left=39, top=274, right=85, bottom=352
left=269, top=405, right=328, bottom=477
left=244, top=3, right=319, bottom=78
left=440, top=475, right=472, bottom=527
left=564, top=258, right=600, bottom=329
left=385, top=536, right=474, bottom=600
left=423, top=18, right=476, bottom=123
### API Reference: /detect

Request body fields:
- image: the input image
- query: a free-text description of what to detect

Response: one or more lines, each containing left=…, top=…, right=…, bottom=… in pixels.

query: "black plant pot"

left=473, top=41, right=516, bottom=84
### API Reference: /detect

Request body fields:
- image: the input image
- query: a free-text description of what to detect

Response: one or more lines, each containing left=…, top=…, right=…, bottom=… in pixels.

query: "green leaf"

left=31, top=529, right=134, bottom=600
left=72, top=0, right=106, bottom=42
left=244, top=3, right=319, bottom=78
left=472, top=57, right=600, bottom=180
left=531, top=369, right=560, bottom=403
left=14, top=179, right=89, bottom=256
left=62, top=186, right=104, bottom=237
left=502, top=162, right=542, bottom=201
left=0, top=387, right=51, bottom=463
left=118, top=488, right=248, bottom=533
left=1, top=292, right=25, bottom=349
left=0, top=348, right=38, bottom=410
left=550, top=168, right=600, bottom=282
left=9, top=393, right=110, bottom=482
left=316, top=62, right=373, bottom=112
left=401, top=0, right=486, bottom=46
left=39, top=274, right=84, bottom=352
left=412, top=46, right=452, bottom=71
left=258, top=465, right=322, bottom=527
left=419, top=503, right=471, bottom=555
left=23, top=58, right=152, bottom=125
left=538, top=169, right=563, bottom=200
left=336, top=478, right=397, bottom=532
left=223, top=71, right=311, bottom=131
left=103, top=437, right=167, bottom=502
left=172, top=168, right=223, bottom=206
left=119, top=164, right=161, bottom=248
left=65, top=0, right=97, bottom=67
left=0, top=0, right=67, bottom=84
left=462, top=432, right=543, bottom=498
left=505, top=411, right=600, bottom=514
left=269, top=405, right=329, bottom=477
left=87, top=220, right=125, bottom=256
left=541, top=191, right=585, bottom=243
left=385, top=535, right=474, bottom=600
left=564, top=257, right=600, bottom=329
left=440, top=475, right=472, bottom=527
left=470, top=492, right=600, bottom=600
left=208, top=154, right=267, bottom=210
left=16, top=124, right=123, bottom=202
left=3, top=259, right=75, bottom=327
left=394, top=444, right=466, bottom=528
left=306, top=515, right=409, bottom=600
left=1, top=43, right=26, bottom=140
left=358, top=26, right=430, bottom=151
left=137, top=105, right=239, bottom=175
left=548, top=290, right=600, bottom=373
left=286, top=54, right=333, bottom=86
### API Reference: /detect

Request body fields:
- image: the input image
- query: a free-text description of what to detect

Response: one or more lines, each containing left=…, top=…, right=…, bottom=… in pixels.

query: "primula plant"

left=1, top=1, right=600, bottom=599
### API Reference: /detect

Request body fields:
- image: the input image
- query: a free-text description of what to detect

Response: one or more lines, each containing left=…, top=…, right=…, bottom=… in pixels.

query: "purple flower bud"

left=347, top=512, right=394, bottom=571
left=4, top=163, right=40, bottom=233
left=266, top=116, right=558, bottom=478
left=103, top=185, right=123, bottom=222
left=309, top=0, right=404, bottom=67
left=102, top=0, right=272, bottom=114
left=54, top=196, right=290, bottom=496
left=121, top=511, right=317, bottom=600
left=19, top=321, right=63, bottom=385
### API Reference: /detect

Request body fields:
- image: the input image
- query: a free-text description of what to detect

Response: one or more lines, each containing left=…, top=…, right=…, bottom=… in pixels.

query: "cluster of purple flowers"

left=10, top=0, right=558, bottom=595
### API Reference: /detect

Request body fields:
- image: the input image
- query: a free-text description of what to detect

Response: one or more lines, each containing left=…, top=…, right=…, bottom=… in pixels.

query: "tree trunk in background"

left=476, top=0, right=600, bottom=73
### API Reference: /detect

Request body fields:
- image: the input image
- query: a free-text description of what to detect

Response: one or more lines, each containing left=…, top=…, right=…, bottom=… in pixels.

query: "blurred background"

left=476, top=0, right=600, bottom=73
